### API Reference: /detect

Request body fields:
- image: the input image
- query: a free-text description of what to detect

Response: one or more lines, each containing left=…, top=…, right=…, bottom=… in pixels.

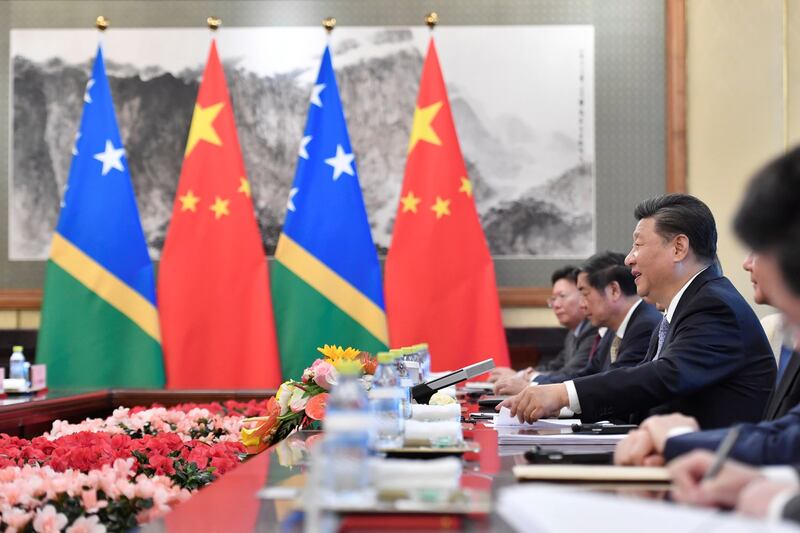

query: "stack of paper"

left=512, top=464, right=670, bottom=482
left=498, top=484, right=800, bottom=533
left=495, top=426, right=626, bottom=446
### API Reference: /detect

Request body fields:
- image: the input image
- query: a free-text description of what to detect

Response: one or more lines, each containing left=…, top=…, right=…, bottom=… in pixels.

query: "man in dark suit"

left=630, top=147, right=800, bottom=523
left=614, top=255, right=799, bottom=466
left=498, top=194, right=775, bottom=428
left=511, top=251, right=661, bottom=387
left=490, top=266, right=597, bottom=393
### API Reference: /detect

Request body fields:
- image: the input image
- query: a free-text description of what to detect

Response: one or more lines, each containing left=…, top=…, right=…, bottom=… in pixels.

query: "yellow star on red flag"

left=401, top=191, right=421, bottom=213
left=459, top=177, right=473, bottom=197
left=185, top=102, right=224, bottom=157
left=431, top=196, right=451, bottom=219
left=209, top=196, right=230, bottom=219
left=179, top=190, right=200, bottom=212
left=408, top=101, right=443, bottom=154
left=237, top=177, right=251, bottom=198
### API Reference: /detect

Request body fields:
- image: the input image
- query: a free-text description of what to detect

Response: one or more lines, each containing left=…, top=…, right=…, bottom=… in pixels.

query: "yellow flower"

left=317, top=344, right=361, bottom=366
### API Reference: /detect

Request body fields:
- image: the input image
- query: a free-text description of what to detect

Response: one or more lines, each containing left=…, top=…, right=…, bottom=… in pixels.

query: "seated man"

left=499, top=194, right=775, bottom=428
left=489, top=266, right=597, bottom=384
left=616, top=149, right=800, bottom=468
left=662, top=147, right=800, bottom=523
left=496, top=251, right=660, bottom=395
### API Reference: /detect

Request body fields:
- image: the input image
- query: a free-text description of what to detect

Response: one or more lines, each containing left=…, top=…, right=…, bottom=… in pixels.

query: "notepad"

left=513, top=464, right=671, bottom=482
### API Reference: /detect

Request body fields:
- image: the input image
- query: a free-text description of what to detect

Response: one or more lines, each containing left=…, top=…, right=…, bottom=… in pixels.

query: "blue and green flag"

left=37, top=46, right=165, bottom=388
left=272, top=47, right=388, bottom=378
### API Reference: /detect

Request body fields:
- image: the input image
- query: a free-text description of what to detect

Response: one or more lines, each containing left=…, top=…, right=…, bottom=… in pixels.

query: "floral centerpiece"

left=0, top=399, right=273, bottom=532
left=240, top=345, right=377, bottom=454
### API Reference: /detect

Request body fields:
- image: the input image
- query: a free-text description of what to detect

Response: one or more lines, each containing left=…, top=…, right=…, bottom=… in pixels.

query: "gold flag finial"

left=95, top=16, right=109, bottom=32
left=207, top=17, right=222, bottom=31
left=425, top=12, right=439, bottom=29
left=323, top=17, right=336, bottom=33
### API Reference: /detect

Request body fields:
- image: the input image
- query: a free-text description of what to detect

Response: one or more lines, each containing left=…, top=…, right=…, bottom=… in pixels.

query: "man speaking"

left=499, top=194, right=775, bottom=428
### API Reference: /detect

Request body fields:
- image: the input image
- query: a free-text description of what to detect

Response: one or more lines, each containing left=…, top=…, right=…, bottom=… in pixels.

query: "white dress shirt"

left=615, top=299, right=642, bottom=341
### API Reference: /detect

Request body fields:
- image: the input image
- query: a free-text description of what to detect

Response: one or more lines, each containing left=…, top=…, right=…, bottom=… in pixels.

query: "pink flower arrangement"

left=0, top=460, right=190, bottom=532
left=0, top=399, right=263, bottom=531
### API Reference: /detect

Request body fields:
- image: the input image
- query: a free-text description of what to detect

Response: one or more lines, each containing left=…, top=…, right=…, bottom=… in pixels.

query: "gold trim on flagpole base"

left=207, top=17, right=222, bottom=31
left=323, top=17, right=336, bottom=33
left=95, top=16, right=109, bottom=31
left=425, top=12, right=439, bottom=29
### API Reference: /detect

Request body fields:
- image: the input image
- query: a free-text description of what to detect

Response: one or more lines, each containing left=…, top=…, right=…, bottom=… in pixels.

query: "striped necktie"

left=610, top=336, right=622, bottom=364
left=654, top=316, right=670, bottom=360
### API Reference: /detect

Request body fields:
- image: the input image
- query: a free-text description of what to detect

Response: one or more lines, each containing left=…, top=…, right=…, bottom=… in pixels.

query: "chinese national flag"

left=158, top=41, right=281, bottom=388
left=385, top=38, right=509, bottom=372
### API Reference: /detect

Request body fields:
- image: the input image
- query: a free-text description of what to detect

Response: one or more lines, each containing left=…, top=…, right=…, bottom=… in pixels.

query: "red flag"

left=158, top=41, right=281, bottom=388
left=385, top=38, right=509, bottom=371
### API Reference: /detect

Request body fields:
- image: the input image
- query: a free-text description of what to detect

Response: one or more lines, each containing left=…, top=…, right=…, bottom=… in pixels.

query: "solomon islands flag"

left=37, top=46, right=165, bottom=388
left=272, top=46, right=388, bottom=378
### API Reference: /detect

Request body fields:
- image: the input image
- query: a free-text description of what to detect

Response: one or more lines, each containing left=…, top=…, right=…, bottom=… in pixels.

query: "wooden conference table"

left=0, top=389, right=668, bottom=532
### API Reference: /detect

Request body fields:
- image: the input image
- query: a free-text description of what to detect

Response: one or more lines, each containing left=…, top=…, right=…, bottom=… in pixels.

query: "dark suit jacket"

left=572, top=265, right=775, bottom=428
left=764, top=350, right=800, bottom=420
left=664, top=389, right=800, bottom=465
left=534, top=301, right=661, bottom=384
left=536, top=319, right=598, bottom=374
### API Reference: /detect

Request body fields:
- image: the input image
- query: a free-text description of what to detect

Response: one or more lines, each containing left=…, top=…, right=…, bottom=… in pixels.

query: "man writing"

left=498, top=194, right=775, bottom=428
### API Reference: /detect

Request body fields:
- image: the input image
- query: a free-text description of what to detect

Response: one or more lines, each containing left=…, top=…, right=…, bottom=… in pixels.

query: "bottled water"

left=369, top=352, right=405, bottom=449
left=414, top=343, right=432, bottom=381
left=9, top=346, right=27, bottom=382
left=392, top=350, right=413, bottom=419
left=401, top=347, right=422, bottom=384
left=319, top=360, right=374, bottom=507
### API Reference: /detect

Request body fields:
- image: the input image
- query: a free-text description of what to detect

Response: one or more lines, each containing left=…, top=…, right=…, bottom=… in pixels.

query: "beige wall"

left=687, top=0, right=797, bottom=317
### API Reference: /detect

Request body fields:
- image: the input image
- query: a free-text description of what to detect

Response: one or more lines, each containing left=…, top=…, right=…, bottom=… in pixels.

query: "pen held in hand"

left=702, top=425, right=742, bottom=481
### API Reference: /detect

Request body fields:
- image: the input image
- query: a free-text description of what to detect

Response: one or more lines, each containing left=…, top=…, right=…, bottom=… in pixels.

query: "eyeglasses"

left=547, top=294, right=571, bottom=308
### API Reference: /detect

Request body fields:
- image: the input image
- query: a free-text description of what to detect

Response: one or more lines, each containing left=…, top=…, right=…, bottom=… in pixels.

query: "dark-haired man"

left=631, top=147, right=800, bottom=523
left=489, top=266, right=597, bottom=385
left=497, top=252, right=660, bottom=393
left=499, top=194, right=775, bottom=428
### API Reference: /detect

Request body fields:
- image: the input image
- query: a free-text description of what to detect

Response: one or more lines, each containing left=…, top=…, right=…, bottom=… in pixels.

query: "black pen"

left=702, top=425, right=742, bottom=481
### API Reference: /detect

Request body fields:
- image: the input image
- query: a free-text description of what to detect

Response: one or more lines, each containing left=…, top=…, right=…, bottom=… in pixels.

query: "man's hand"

left=641, top=413, right=699, bottom=452
left=614, top=413, right=699, bottom=466
left=668, top=450, right=764, bottom=508
left=736, top=480, right=798, bottom=518
left=488, top=367, right=517, bottom=383
left=493, top=376, right=529, bottom=395
left=496, top=384, right=568, bottom=423
left=614, top=429, right=665, bottom=466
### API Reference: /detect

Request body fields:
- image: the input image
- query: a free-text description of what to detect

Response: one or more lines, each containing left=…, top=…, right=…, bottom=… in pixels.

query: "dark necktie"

left=654, top=316, right=670, bottom=359
left=587, top=333, right=602, bottom=362
left=776, top=346, right=794, bottom=386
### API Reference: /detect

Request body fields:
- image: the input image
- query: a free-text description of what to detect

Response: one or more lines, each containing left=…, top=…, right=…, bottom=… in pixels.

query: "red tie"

left=587, top=333, right=602, bottom=362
